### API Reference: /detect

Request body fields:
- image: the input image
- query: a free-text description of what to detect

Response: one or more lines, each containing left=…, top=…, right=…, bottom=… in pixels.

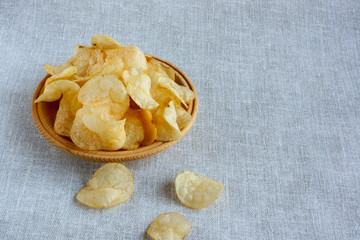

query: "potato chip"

left=148, top=65, right=192, bottom=107
left=163, top=65, right=176, bottom=81
left=70, top=108, right=126, bottom=150
left=102, top=48, right=125, bottom=75
left=90, top=34, right=124, bottom=50
left=35, top=80, right=80, bottom=103
left=175, top=171, right=224, bottom=210
left=70, top=109, right=103, bottom=150
left=44, top=61, right=72, bottom=76
left=175, top=106, right=191, bottom=130
left=70, top=92, right=82, bottom=116
left=69, top=44, right=104, bottom=77
left=153, top=101, right=181, bottom=141
left=35, top=80, right=80, bottom=136
left=120, top=45, right=147, bottom=71
left=54, top=94, right=75, bottom=136
left=147, top=58, right=175, bottom=81
left=122, top=110, right=144, bottom=150
left=137, top=109, right=157, bottom=146
left=147, top=212, right=191, bottom=240
left=78, top=75, right=129, bottom=120
left=44, top=66, right=77, bottom=87
left=76, top=163, right=134, bottom=208
left=125, top=73, right=159, bottom=110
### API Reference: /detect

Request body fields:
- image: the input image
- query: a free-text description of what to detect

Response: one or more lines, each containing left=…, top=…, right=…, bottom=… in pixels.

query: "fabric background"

left=1, top=0, right=359, bottom=239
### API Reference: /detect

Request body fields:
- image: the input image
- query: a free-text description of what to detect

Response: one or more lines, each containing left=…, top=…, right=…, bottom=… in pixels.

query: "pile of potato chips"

left=35, top=35, right=195, bottom=150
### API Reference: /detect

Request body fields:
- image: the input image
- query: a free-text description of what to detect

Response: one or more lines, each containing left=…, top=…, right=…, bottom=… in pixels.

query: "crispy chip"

left=147, top=212, right=191, bottom=240
left=78, top=75, right=129, bottom=120
left=44, top=66, right=77, bottom=87
left=54, top=94, right=75, bottom=136
left=175, top=105, right=191, bottom=130
left=76, top=163, right=134, bottom=208
left=102, top=48, right=125, bottom=75
left=153, top=101, right=181, bottom=141
left=137, top=109, right=157, bottom=146
left=70, top=92, right=82, bottom=116
left=70, top=108, right=126, bottom=150
left=148, top=63, right=192, bottom=107
left=175, top=171, right=224, bottom=210
left=44, top=62, right=72, bottom=76
left=147, top=59, right=175, bottom=81
left=91, top=34, right=123, bottom=50
left=122, top=110, right=144, bottom=150
left=120, top=45, right=147, bottom=71
left=69, top=44, right=104, bottom=77
left=125, top=73, right=159, bottom=110
left=35, top=80, right=80, bottom=136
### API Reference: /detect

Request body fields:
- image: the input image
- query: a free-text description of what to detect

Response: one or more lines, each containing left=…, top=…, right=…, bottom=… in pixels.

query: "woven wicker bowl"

left=31, top=55, right=198, bottom=162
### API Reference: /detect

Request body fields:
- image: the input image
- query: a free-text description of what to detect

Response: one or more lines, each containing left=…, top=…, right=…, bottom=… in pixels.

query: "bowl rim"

left=31, top=55, right=198, bottom=162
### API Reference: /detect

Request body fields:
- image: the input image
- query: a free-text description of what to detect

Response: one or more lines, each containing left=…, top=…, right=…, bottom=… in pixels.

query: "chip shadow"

left=161, top=180, right=181, bottom=206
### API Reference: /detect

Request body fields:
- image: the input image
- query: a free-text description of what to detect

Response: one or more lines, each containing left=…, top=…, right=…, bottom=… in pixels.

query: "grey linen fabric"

left=1, top=0, right=359, bottom=239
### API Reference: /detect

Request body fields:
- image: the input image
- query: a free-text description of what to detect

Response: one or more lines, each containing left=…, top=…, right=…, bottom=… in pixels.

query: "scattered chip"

left=175, top=171, right=224, bottom=210
left=76, top=163, right=134, bottom=208
left=147, top=212, right=191, bottom=240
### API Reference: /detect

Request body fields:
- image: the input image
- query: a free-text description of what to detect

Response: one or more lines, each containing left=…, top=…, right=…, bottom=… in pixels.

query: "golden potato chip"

left=44, top=61, right=72, bottom=76
left=54, top=94, right=75, bottom=137
left=120, top=45, right=147, bottom=71
left=91, top=34, right=124, bottom=50
left=70, top=109, right=103, bottom=150
left=122, top=110, right=144, bottom=150
left=70, top=92, right=82, bottom=116
left=76, top=163, right=134, bottom=208
left=68, top=44, right=104, bottom=77
left=35, top=80, right=80, bottom=136
left=148, top=66, right=192, bottom=107
left=125, top=73, right=159, bottom=110
left=147, top=212, right=191, bottom=240
left=102, top=48, right=125, bottom=75
left=151, top=87, right=176, bottom=107
left=163, top=65, right=175, bottom=81
left=35, top=80, right=80, bottom=103
left=78, top=75, right=129, bottom=120
left=70, top=108, right=126, bottom=150
left=176, top=85, right=195, bottom=105
left=147, top=59, right=175, bottom=81
left=137, top=109, right=157, bottom=146
left=153, top=101, right=181, bottom=141
left=175, top=106, right=191, bottom=130
left=44, top=66, right=77, bottom=87
left=175, top=171, right=224, bottom=210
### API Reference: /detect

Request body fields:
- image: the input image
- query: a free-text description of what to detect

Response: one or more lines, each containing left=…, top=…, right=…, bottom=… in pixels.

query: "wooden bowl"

left=31, top=55, right=198, bottom=162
